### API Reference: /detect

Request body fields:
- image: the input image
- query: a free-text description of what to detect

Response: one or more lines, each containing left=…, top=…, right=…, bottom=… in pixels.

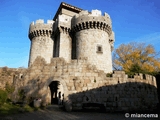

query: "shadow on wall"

left=11, top=71, right=159, bottom=113
left=12, top=77, right=65, bottom=107
left=12, top=78, right=48, bottom=106
left=49, top=81, right=64, bottom=105
left=156, top=73, right=160, bottom=107
left=68, top=82, right=159, bottom=112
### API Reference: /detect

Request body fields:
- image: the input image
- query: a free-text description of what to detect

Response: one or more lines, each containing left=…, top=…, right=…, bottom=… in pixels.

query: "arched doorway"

left=49, top=81, right=64, bottom=105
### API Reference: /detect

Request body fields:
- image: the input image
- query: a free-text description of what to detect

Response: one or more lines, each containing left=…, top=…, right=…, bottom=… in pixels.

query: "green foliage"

left=0, top=102, right=19, bottom=116
left=23, top=105, right=34, bottom=112
left=18, top=89, right=25, bottom=101
left=126, top=63, right=143, bottom=77
left=106, top=73, right=112, bottom=77
left=5, top=82, right=15, bottom=94
left=127, top=63, right=159, bottom=76
left=129, top=63, right=143, bottom=73
left=0, top=102, right=35, bottom=116
left=0, top=89, right=8, bottom=106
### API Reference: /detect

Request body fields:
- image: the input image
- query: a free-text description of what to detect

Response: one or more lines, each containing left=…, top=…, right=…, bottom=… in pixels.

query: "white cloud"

left=114, top=32, right=160, bottom=51
left=131, top=32, right=160, bottom=45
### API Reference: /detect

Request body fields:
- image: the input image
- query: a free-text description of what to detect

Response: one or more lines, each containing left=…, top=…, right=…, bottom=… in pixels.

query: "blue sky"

left=0, top=0, right=160, bottom=68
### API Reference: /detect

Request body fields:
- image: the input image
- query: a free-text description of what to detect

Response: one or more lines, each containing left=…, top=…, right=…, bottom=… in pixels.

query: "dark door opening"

left=49, top=81, right=60, bottom=104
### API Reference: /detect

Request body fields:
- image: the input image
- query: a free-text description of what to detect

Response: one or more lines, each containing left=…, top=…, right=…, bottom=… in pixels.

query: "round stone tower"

left=72, top=10, right=115, bottom=73
left=28, top=19, right=54, bottom=67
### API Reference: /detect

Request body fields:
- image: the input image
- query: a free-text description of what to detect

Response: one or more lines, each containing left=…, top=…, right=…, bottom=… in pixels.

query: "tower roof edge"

left=53, top=2, right=83, bottom=21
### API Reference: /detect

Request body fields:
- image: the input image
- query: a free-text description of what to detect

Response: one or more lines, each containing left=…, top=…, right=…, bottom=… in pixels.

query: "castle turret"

left=28, top=19, right=54, bottom=67
left=72, top=10, right=115, bottom=73
left=52, top=2, right=82, bottom=62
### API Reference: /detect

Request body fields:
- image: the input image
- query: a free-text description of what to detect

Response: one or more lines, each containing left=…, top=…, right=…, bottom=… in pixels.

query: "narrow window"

left=97, top=45, right=103, bottom=53
left=98, top=46, right=101, bottom=51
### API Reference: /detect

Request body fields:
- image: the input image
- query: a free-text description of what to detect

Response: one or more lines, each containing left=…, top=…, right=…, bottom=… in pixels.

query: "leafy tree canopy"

left=112, top=42, right=160, bottom=76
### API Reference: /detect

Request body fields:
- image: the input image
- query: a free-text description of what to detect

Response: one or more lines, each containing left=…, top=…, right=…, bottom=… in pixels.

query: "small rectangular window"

left=98, top=46, right=102, bottom=51
left=96, top=45, right=103, bottom=53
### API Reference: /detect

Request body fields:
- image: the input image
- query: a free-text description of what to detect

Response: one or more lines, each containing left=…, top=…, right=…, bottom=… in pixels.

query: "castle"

left=0, top=2, right=158, bottom=112
left=28, top=2, right=114, bottom=73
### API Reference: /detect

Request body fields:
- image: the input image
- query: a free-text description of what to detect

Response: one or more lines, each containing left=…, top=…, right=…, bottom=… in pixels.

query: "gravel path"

left=0, top=105, right=159, bottom=120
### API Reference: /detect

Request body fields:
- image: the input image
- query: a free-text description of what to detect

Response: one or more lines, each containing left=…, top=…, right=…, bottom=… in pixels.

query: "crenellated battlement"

left=75, top=9, right=111, bottom=19
left=53, top=14, right=72, bottom=32
left=30, top=19, right=54, bottom=26
left=28, top=19, right=54, bottom=40
left=111, top=71, right=157, bottom=87
left=53, top=15, right=72, bottom=35
left=71, top=10, right=112, bottom=36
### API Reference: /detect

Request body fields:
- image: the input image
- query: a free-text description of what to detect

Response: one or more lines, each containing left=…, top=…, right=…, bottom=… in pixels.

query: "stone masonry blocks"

left=21, top=3, right=159, bottom=112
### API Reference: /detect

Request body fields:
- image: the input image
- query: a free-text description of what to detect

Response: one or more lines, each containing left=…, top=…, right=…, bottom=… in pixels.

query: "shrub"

left=0, top=89, right=8, bottom=106
left=106, top=73, right=112, bottom=77
left=5, top=82, right=15, bottom=94
left=18, top=89, right=25, bottom=101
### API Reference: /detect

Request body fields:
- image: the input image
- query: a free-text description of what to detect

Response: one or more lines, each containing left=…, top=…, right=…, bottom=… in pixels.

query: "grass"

left=0, top=103, right=20, bottom=116
left=0, top=102, right=35, bottom=116
left=23, top=104, right=35, bottom=112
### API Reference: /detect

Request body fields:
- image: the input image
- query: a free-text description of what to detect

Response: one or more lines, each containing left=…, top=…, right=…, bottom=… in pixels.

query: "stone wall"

left=58, top=27, right=72, bottom=63
left=0, top=67, right=27, bottom=101
left=70, top=71, right=158, bottom=111
left=0, top=67, right=13, bottom=90
left=10, top=57, right=158, bottom=111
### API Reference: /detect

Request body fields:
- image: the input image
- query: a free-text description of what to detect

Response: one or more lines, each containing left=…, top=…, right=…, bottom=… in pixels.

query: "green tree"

left=112, top=42, right=160, bottom=75
left=0, top=89, right=8, bottom=106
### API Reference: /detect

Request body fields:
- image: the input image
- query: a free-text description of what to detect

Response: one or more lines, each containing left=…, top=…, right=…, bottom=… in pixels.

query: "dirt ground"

left=0, top=105, right=159, bottom=120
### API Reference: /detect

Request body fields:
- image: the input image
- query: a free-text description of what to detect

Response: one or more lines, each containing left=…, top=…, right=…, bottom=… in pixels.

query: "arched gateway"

left=45, top=79, right=68, bottom=105
left=49, top=81, right=64, bottom=104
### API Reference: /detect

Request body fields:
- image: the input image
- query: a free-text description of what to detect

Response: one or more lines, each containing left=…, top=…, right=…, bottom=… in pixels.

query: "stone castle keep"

left=0, top=2, right=158, bottom=112
left=28, top=2, right=114, bottom=73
